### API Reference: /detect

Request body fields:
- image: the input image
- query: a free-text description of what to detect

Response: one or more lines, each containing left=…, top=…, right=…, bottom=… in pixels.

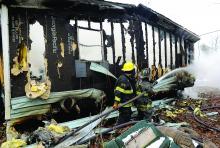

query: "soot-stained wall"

left=9, top=8, right=77, bottom=97
left=9, top=7, right=115, bottom=99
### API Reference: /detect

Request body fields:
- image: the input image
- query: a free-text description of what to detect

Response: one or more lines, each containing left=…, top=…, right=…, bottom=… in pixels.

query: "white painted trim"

left=1, top=4, right=11, bottom=120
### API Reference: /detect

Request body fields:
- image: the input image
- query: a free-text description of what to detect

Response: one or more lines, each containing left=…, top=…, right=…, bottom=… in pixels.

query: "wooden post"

left=1, top=4, right=11, bottom=120
left=120, top=22, right=126, bottom=62
left=169, top=33, right=173, bottom=69
left=74, top=19, right=79, bottom=59
left=145, top=22, right=149, bottom=67
left=184, top=40, right=188, bottom=65
left=100, top=22, right=106, bottom=61
left=179, top=37, right=183, bottom=66
left=152, top=26, right=155, bottom=66
left=164, top=31, right=167, bottom=68
left=175, top=36, right=178, bottom=68
left=110, top=22, right=116, bottom=65
left=158, top=27, right=161, bottom=65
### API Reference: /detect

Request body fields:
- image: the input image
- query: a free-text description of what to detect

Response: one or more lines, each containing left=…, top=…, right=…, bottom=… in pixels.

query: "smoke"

left=191, top=49, right=220, bottom=88
left=184, top=47, right=220, bottom=98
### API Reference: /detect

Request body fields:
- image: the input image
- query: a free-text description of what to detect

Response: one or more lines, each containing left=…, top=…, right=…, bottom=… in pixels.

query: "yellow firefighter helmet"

left=121, top=61, right=135, bottom=72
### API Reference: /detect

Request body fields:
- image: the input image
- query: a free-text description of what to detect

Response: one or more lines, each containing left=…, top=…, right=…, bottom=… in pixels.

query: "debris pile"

left=1, top=69, right=219, bottom=148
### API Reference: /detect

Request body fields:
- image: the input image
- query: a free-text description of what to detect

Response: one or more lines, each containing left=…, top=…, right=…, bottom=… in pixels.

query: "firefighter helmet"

left=121, top=62, right=135, bottom=72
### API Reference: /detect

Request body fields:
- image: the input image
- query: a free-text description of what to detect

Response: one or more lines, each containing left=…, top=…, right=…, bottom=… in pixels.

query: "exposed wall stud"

left=75, top=19, right=79, bottom=59
left=100, top=22, right=107, bottom=60
left=164, top=31, right=167, bottom=68
left=110, top=22, right=116, bottom=65
left=175, top=36, right=178, bottom=68
left=169, top=33, right=173, bottom=69
left=145, top=22, right=149, bottom=67
left=120, top=22, right=126, bottom=62
left=158, top=27, right=161, bottom=65
left=184, top=40, right=188, bottom=65
left=179, top=37, right=183, bottom=66
left=152, top=26, right=156, bottom=66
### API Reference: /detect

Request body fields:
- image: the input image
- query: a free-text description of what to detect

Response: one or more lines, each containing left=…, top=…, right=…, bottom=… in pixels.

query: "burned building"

left=0, top=0, right=199, bottom=122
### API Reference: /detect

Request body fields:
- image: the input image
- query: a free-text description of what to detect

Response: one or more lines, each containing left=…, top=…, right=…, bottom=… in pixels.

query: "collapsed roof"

left=0, top=0, right=200, bottom=43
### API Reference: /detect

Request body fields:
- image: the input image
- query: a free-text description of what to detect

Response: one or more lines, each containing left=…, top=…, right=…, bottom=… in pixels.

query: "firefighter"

left=113, top=61, right=136, bottom=125
left=135, top=68, right=153, bottom=121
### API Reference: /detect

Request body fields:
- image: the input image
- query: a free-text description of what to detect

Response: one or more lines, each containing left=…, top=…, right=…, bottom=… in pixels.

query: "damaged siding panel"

left=8, top=8, right=77, bottom=97
left=9, top=8, right=28, bottom=97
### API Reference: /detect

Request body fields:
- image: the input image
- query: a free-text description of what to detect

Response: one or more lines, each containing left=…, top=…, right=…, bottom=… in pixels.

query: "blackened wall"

left=9, top=8, right=115, bottom=98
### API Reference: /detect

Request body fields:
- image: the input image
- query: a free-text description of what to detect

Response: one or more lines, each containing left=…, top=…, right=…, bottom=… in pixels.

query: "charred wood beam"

left=128, top=20, right=135, bottom=63
left=110, top=22, right=116, bottom=66
left=145, top=22, right=149, bottom=67
left=188, top=42, right=194, bottom=64
left=134, top=20, right=145, bottom=67
left=164, top=31, right=167, bottom=68
left=120, top=22, right=126, bottom=62
left=75, top=19, right=79, bottom=59
left=158, top=27, right=161, bottom=65
left=100, top=22, right=107, bottom=61
left=175, top=36, right=178, bottom=68
left=152, top=26, right=156, bottom=66
left=77, top=26, right=100, bottom=32
left=179, top=37, right=183, bottom=66
left=184, top=40, right=188, bottom=65
left=169, top=33, right=173, bottom=69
